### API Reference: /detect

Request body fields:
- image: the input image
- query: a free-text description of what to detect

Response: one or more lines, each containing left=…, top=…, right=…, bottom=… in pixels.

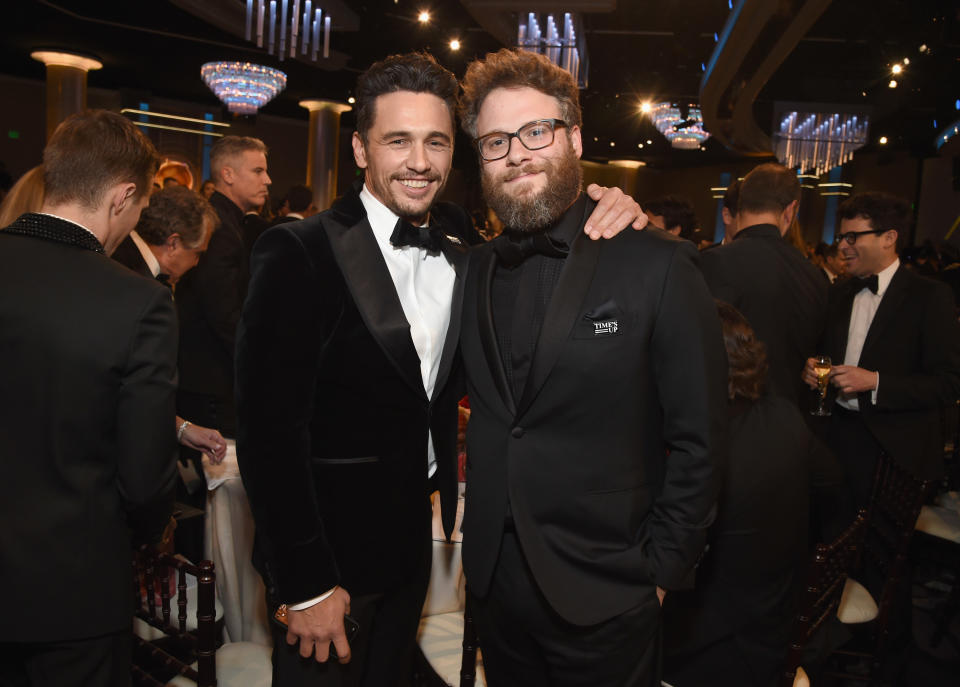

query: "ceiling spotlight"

left=609, top=141, right=616, bottom=147
left=449, top=38, right=461, bottom=51
left=919, top=44, right=928, bottom=53
left=879, top=136, right=888, bottom=144
left=903, top=57, right=910, bottom=65
left=888, top=79, right=898, bottom=88
left=347, top=96, right=356, bottom=104
left=646, top=139, right=653, bottom=145
left=418, top=11, right=430, bottom=23
left=638, top=143, right=644, bottom=149
left=639, top=101, right=652, bottom=114
left=891, top=63, right=902, bottom=74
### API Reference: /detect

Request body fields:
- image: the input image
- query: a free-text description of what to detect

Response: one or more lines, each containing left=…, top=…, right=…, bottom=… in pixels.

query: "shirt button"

left=511, top=426, right=525, bottom=438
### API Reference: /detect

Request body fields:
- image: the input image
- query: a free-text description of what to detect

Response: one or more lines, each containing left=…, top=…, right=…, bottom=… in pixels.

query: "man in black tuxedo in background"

left=0, top=110, right=177, bottom=686
left=236, top=51, right=645, bottom=687
left=456, top=48, right=727, bottom=686
left=700, top=163, right=828, bottom=405
left=175, top=136, right=271, bottom=561
left=803, top=192, right=960, bottom=503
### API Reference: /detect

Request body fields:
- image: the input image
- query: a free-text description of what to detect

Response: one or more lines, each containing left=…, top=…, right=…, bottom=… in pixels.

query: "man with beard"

left=235, top=51, right=645, bottom=687
left=456, top=48, right=728, bottom=686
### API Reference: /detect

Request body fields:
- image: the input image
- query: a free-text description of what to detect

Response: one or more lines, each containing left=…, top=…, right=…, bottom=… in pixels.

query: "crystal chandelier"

left=647, top=102, right=710, bottom=149
left=244, top=0, right=331, bottom=61
left=772, top=108, right=870, bottom=176
left=201, top=62, right=287, bottom=115
left=517, top=12, right=586, bottom=88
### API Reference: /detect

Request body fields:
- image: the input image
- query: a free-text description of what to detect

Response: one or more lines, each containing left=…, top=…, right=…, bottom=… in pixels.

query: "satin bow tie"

left=390, top=218, right=443, bottom=252
left=852, top=274, right=879, bottom=295
left=493, top=232, right=569, bottom=269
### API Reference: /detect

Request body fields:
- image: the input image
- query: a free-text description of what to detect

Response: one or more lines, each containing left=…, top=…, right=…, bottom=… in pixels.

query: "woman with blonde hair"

left=0, top=165, right=44, bottom=227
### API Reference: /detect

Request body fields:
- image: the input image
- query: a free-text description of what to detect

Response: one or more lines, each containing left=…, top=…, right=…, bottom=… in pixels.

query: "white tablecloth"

left=203, top=441, right=271, bottom=646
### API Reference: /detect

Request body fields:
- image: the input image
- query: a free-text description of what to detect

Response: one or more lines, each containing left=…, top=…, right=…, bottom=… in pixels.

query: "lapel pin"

left=444, top=234, right=463, bottom=245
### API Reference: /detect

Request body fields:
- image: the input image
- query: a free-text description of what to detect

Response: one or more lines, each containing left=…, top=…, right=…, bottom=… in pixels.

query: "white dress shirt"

left=837, top=259, right=899, bottom=411
left=288, top=185, right=457, bottom=611
left=129, top=231, right=161, bottom=277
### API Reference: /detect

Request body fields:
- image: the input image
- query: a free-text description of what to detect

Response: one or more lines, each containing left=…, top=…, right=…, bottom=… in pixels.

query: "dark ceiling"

left=2, top=0, right=958, bottom=168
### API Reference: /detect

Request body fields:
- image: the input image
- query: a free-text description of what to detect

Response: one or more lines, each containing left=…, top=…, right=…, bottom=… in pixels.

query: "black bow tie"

left=494, top=232, right=569, bottom=269
left=390, top=218, right=443, bottom=252
left=852, top=274, right=879, bottom=294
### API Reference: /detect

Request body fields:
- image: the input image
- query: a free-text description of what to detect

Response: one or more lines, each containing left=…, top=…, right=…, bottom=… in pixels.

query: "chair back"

left=781, top=509, right=868, bottom=687
left=132, top=549, right=217, bottom=687
left=859, top=454, right=934, bottom=655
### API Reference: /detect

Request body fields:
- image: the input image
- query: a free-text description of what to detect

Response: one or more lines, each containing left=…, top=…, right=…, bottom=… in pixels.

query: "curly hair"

left=459, top=48, right=582, bottom=139
left=716, top=301, right=768, bottom=401
left=135, top=186, right=217, bottom=249
left=838, top=191, right=910, bottom=253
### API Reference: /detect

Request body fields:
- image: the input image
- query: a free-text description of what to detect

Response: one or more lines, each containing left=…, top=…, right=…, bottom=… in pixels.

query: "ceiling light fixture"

left=449, top=38, right=461, bottom=51
left=891, top=63, right=902, bottom=74
left=643, top=103, right=711, bottom=149
left=772, top=107, right=870, bottom=175
left=201, top=61, right=287, bottom=115
left=888, top=80, right=898, bottom=88
left=244, top=0, right=331, bottom=61
left=879, top=136, right=888, bottom=144
left=418, top=11, right=430, bottom=23
left=518, top=12, right=586, bottom=87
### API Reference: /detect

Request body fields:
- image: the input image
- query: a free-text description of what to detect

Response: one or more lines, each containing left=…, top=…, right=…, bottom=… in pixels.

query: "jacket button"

left=511, top=426, right=524, bottom=438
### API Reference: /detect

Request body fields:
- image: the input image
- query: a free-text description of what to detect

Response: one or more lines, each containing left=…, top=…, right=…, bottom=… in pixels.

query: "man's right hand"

left=286, top=587, right=352, bottom=663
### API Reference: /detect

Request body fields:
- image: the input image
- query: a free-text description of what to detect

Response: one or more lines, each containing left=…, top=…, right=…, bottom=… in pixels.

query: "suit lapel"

left=861, top=266, right=909, bottom=360
left=517, top=216, right=601, bottom=417
left=433, top=232, right=469, bottom=399
left=476, top=249, right=517, bottom=416
left=326, top=215, right=427, bottom=400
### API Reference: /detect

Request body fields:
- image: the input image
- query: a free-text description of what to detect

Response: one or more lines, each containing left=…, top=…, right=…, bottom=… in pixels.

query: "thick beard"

left=482, top=144, right=583, bottom=233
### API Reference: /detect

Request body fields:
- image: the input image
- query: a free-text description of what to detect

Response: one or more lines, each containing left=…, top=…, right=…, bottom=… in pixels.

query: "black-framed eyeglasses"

left=835, top=229, right=888, bottom=245
left=474, top=119, right=568, bottom=161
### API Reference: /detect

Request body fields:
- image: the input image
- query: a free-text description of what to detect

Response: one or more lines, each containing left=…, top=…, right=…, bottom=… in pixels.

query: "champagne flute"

left=810, top=355, right=832, bottom=416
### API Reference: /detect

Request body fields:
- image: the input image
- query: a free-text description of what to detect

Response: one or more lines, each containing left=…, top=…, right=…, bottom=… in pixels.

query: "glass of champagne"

left=811, top=355, right=832, bottom=416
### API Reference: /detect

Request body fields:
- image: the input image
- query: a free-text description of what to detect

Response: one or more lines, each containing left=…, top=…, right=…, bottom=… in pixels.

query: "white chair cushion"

left=837, top=577, right=879, bottom=624
left=167, top=641, right=272, bottom=687
left=418, top=612, right=486, bottom=687
left=915, top=504, right=960, bottom=543
left=792, top=666, right=810, bottom=687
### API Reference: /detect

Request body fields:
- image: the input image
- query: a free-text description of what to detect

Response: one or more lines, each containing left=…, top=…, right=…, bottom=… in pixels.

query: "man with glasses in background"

left=802, top=191, right=960, bottom=504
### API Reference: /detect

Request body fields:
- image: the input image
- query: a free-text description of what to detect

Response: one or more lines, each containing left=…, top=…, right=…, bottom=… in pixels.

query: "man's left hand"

left=180, top=423, right=228, bottom=464
left=583, top=184, right=648, bottom=239
left=830, top=365, right=878, bottom=395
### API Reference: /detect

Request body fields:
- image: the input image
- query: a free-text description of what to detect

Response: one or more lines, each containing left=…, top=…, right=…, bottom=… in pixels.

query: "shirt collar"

left=359, top=183, right=429, bottom=250
left=286, top=212, right=304, bottom=220
left=875, top=258, right=900, bottom=297
left=129, top=230, right=161, bottom=277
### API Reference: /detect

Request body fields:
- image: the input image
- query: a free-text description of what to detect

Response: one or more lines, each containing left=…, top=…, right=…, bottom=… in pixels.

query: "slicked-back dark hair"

left=838, top=191, right=910, bottom=253
left=355, top=52, right=459, bottom=142
left=43, top=110, right=160, bottom=209
left=738, top=162, right=800, bottom=216
left=645, top=195, right=698, bottom=239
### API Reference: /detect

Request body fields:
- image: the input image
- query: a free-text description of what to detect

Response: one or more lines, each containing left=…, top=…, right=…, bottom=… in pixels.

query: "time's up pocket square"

left=573, top=299, right=624, bottom=339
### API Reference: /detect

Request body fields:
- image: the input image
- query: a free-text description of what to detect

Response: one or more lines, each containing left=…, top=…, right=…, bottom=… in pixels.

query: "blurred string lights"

left=201, top=62, right=287, bottom=114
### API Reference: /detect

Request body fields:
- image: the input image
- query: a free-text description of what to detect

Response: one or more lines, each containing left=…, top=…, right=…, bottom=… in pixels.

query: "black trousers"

left=268, top=501, right=433, bottom=687
left=0, top=630, right=131, bottom=687
left=471, top=531, right=662, bottom=687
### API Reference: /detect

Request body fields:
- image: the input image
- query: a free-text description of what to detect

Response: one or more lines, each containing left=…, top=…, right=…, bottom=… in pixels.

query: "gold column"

left=299, top=99, right=352, bottom=211
left=31, top=51, right=103, bottom=141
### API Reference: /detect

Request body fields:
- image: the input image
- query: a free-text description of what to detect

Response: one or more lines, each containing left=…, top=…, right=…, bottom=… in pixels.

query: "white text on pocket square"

left=593, top=319, right=619, bottom=336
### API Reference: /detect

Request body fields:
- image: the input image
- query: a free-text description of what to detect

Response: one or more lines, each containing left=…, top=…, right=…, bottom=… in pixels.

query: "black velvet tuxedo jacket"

left=460, top=209, right=728, bottom=627
left=176, top=191, right=248, bottom=435
left=700, top=224, right=828, bottom=404
left=235, top=186, right=468, bottom=604
left=821, top=264, right=960, bottom=480
left=0, top=214, right=178, bottom=642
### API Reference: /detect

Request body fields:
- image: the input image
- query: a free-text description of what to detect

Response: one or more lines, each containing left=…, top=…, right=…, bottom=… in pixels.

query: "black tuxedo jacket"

left=821, top=265, right=960, bottom=480
left=176, top=191, right=248, bottom=435
left=460, top=209, right=728, bottom=626
left=700, top=224, right=828, bottom=404
left=0, top=214, right=178, bottom=642
left=235, top=185, right=469, bottom=603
